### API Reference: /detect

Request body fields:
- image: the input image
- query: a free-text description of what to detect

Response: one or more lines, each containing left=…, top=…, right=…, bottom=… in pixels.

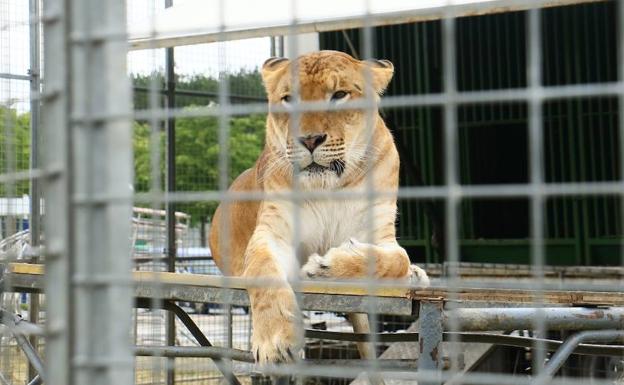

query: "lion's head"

left=260, top=50, right=394, bottom=189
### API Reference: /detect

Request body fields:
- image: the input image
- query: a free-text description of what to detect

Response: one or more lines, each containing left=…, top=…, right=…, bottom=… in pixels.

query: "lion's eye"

left=331, top=91, right=348, bottom=101
left=281, top=95, right=292, bottom=103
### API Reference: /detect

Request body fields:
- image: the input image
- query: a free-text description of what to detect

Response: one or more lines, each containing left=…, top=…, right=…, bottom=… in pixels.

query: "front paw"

left=251, top=290, right=303, bottom=365
left=409, top=264, right=430, bottom=288
left=300, top=253, right=331, bottom=279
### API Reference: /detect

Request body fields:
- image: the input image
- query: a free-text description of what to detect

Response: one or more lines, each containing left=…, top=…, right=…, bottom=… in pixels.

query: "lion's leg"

left=243, top=222, right=303, bottom=364
left=301, top=238, right=429, bottom=285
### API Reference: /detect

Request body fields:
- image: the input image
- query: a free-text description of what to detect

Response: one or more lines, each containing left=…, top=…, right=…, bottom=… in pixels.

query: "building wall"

left=320, top=1, right=621, bottom=265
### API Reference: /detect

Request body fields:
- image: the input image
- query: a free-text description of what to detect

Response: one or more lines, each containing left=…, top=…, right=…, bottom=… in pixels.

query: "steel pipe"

left=537, top=330, right=624, bottom=383
left=445, top=307, right=624, bottom=331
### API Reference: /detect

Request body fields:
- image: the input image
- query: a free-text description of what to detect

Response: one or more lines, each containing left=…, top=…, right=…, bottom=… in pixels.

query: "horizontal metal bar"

left=70, top=81, right=624, bottom=123
left=133, top=86, right=266, bottom=102
left=135, top=286, right=413, bottom=315
left=446, top=307, right=624, bottom=331
left=302, top=293, right=413, bottom=315
left=424, top=263, right=624, bottom=279
left=0, top=168, right=60, bottom=184
left=305, top=330, right=624, bottom=356
left=5, top=264, right=624, bottom=302
left=74, top=181, right=624, bottom=206
left=128, top=0, right=600, bottom=49
left=0, top=72, right=31, bottom=81
left=3, top=270, right=414, bottom=315
left=133, top=256, right=212, bottom=262
left=456, top=333, right=624, bottom=357
left=135, top=346, right=418, bottom=369
left=135, top=345, right=253, bottom=362
left=139, top=260, right=623, bottom=279
left=254, top=362, right=614, bottom=385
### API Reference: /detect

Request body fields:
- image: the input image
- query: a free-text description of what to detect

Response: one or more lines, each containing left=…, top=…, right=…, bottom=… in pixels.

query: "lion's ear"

left=261, top=57, right=290, bottom=94
left=363, top=59, right=394, bottom=95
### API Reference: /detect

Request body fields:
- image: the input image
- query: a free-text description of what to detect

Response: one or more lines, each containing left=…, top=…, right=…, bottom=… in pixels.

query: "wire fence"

left=0, top=0, right=623, bottom=385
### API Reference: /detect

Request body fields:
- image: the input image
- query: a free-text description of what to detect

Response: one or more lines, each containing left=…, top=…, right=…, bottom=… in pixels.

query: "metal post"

left=28, top=0, right=41, bottom=250
left=68, top=0, right=135, bottom=384
left=418, top=300, right=443, bottom=385
left=277, top=36, right=285, bottom=57
left=41, top=0, right=71, bottom=381
left=27, top=0, right=41, bottom=381
left=270, top=36, right=276, bottom=57
left=527, top=7, right=547, bottom=373
left=164, top=2, right=177, bottom=385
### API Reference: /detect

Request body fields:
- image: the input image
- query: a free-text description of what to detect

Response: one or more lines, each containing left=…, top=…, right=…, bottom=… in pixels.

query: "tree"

left=131, top=70, right=267, bottom=227
left=132, top=109, right=266, bottom=225
left=0, top=69, right=268, bottom=233
left=131, top=69, right=266, bottom=111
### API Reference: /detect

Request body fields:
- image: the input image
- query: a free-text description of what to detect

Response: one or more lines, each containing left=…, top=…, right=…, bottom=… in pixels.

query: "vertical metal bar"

left=28, top=0, right=41, bottom=251
left=417, top=300, right=443, bottom=385
left=360, top=3, right=385, bottom=384
left=618, top=0, right=624, bottom=271
left=215, top=2, right=236, bottom=383
left=441, top=9, right=461, bottom=373
left=164, top=2, right=176, bottom=385
left=270, top=36, right=276, bottom=57
left=285, top=4, right=305, bottom=385
left=278, top=36, right=285, bottom=57
left=69, top=0, right=134, bottom=384
left=144, top=1, right=166, bottom=382
left=41, top=0, right=71, bottom=381
left=528, top=7, right=547, bottom=374
left=28, top=0, right=41, bottom=381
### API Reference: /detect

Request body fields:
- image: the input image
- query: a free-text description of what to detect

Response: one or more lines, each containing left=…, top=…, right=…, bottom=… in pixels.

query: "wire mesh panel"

left=124, top=1, right=624, bottom=384
left=0, top=0, right=43, bottom=383
left=0, top=1, right=623, bottom=385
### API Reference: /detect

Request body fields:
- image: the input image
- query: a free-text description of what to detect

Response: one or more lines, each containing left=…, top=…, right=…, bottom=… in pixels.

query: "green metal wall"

left=319, top=1, right=622, bottom=265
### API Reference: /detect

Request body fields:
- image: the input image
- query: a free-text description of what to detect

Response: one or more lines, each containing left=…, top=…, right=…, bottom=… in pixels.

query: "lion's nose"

left=298, top=134, right=327, bottom=153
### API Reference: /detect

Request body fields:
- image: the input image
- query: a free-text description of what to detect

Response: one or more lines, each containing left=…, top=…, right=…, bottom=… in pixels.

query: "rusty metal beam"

left=418, top=300, right=444, bottom=385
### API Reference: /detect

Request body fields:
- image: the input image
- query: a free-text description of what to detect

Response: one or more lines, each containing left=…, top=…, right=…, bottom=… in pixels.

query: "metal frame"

left=164, top=3, right=177, bottom=383
left=0, top=309, right=44, bottom=385
left=5, top=265, right=624, bottom=383
left=40, top=0, right=135, bottom=384
left=27, top=0, right=41, bottom=382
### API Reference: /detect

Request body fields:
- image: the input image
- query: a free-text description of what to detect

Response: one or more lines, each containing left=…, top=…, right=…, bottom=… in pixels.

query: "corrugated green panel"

left=320, top=1, right=622, bottom=265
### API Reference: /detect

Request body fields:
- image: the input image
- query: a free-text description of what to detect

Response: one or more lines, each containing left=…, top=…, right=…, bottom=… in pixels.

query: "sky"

left=1, top=0, right=506, bottom=112
left=0, top=0, right=271, bottom=112
left=127, top=0, right=271, bottom=77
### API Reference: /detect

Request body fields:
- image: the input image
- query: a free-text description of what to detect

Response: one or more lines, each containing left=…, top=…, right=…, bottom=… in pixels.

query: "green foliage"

left=132, top=69, right=265, bottom=111
left=131, top=70, right=267, bottom=224
left=0, top=107, right=31, bottom=196
left=132, top=121, right=163, bottom=192
left=132, top=110, right=266, bottom=223
left=0, top=71, right=267, bottom=227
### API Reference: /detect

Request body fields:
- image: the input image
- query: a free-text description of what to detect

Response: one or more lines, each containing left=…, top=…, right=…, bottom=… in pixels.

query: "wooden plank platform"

left=5, top=263, right=624, bottom=308
left=4, top=263, right=414, bottom=315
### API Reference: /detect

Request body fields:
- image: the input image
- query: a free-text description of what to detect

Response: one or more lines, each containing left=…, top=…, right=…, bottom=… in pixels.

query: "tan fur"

left=209, top=51, right=429, bottom=365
